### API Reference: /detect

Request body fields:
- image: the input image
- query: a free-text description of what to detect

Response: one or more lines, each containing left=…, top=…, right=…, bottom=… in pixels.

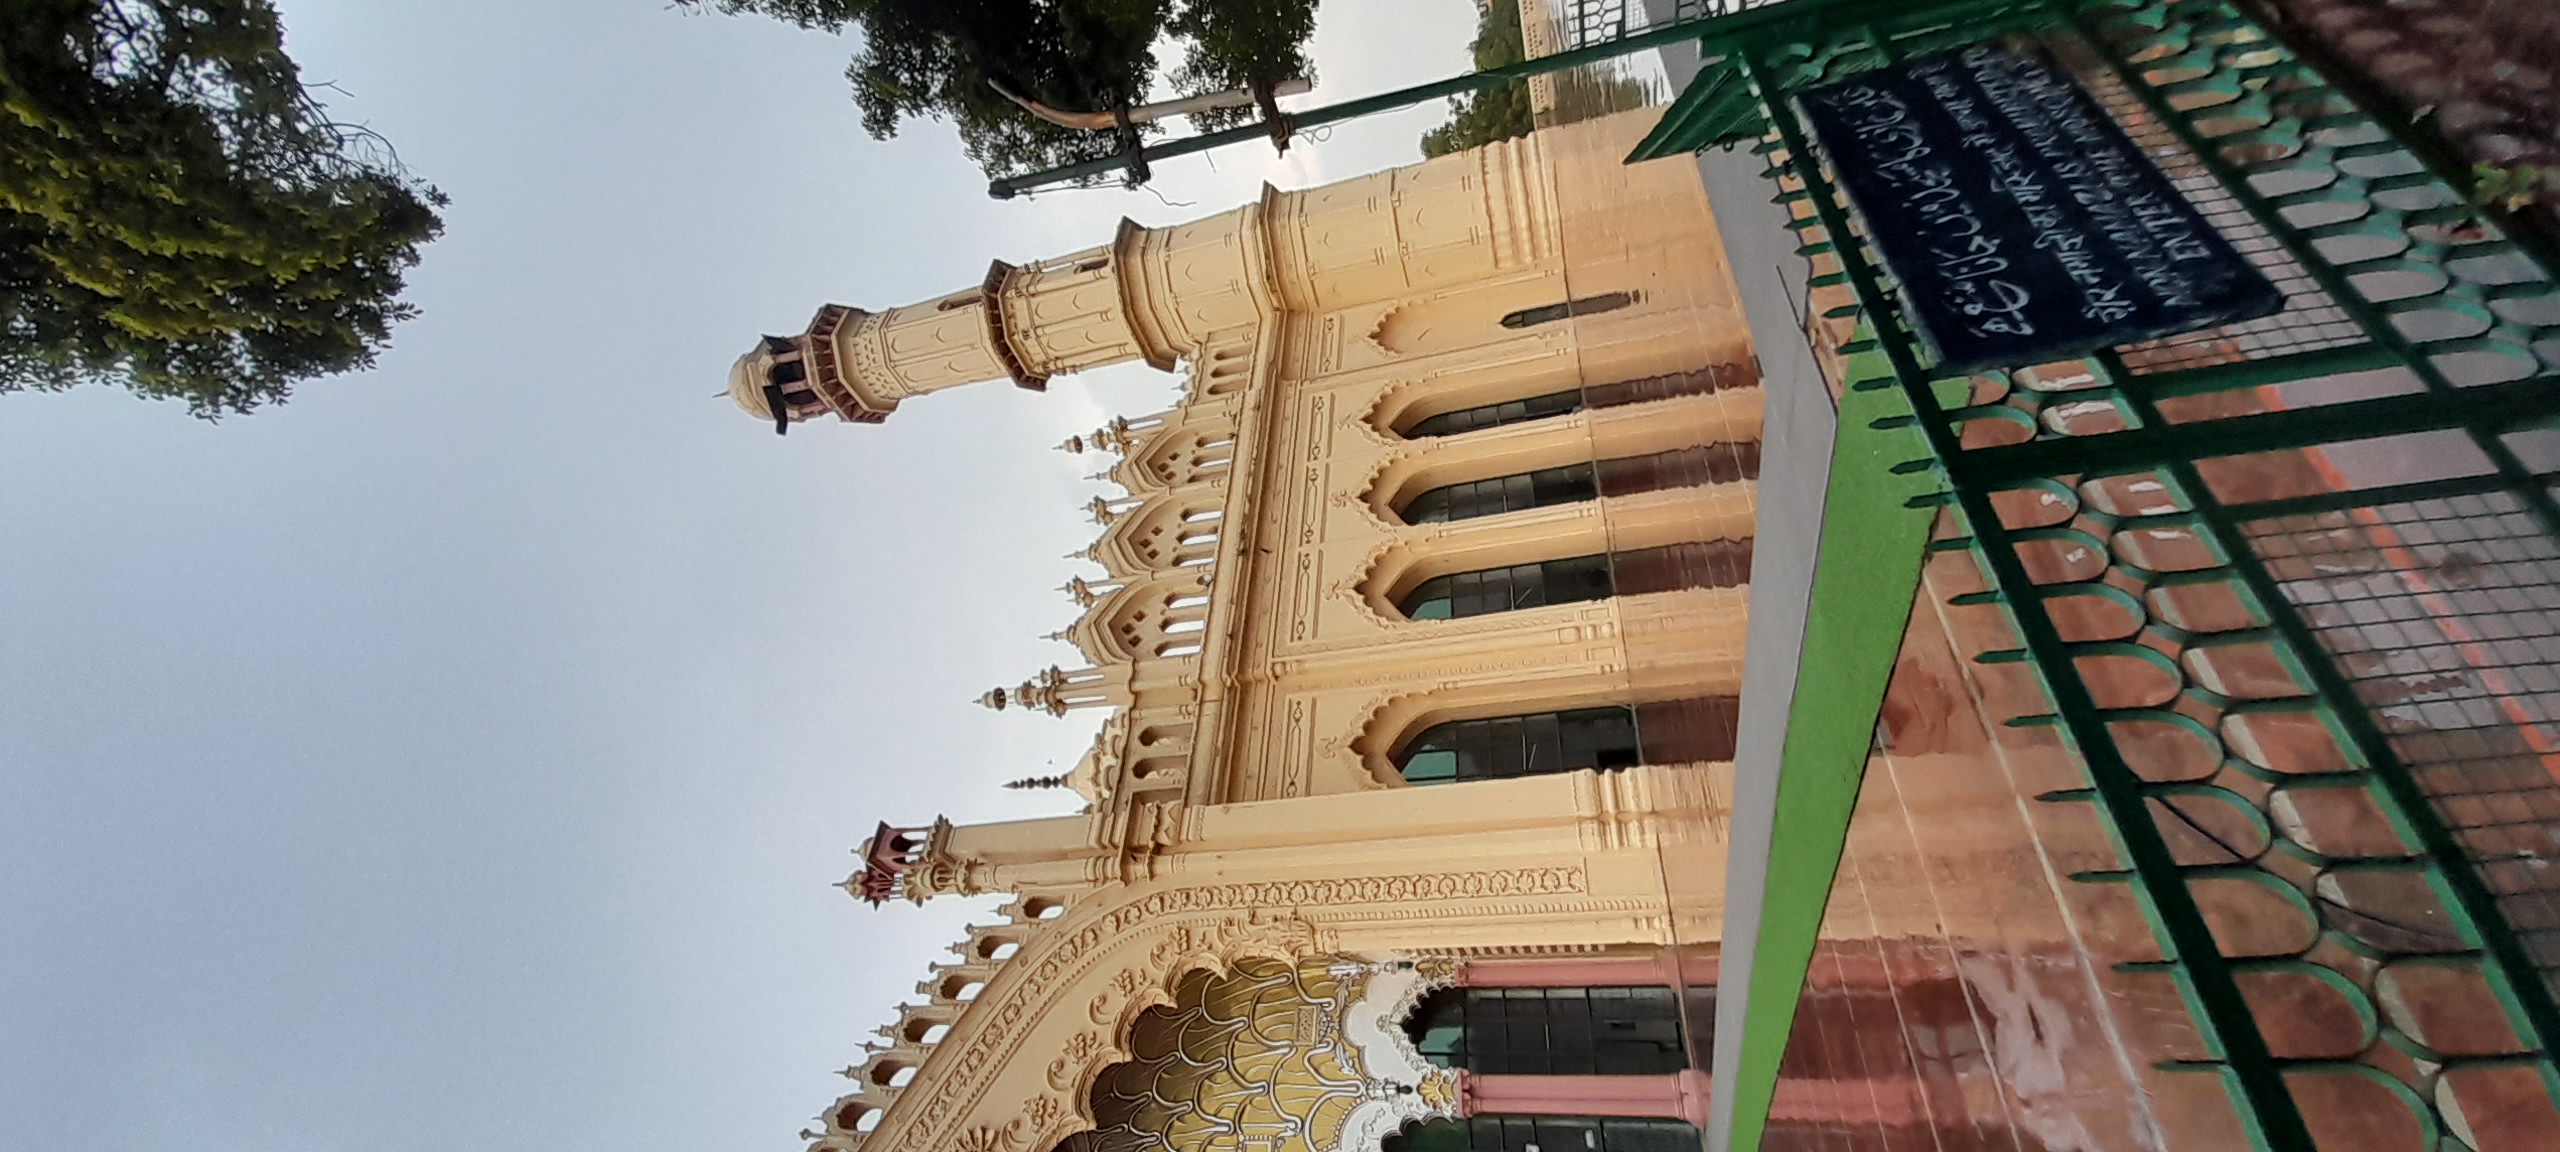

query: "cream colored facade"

left=728, top=110, right=1760, bottom=1152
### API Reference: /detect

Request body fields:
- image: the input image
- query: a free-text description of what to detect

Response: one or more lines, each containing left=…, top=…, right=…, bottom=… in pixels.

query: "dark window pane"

left=1400, top=443, right=1766, bottom=526
left=1500, top=302, right=1571, bottom=329
left=1384, top=1117, right=1701, bottom=1152
left=1404, top=363, right=1754, bottom=442
left=1520, top=713, right=1562, bottom=777
left=1593, top=1119, right=1703, bottom=1152
left=1380, top=1121, right=1474, bottom=1152
left=1481, top=716, right=1526, bottom=780
left=1399, top=705, right=1673, bottom=784
left=1398, top=554, right=1612, bottom=620
left=1405, top=574, right=1455, bottom=620
left=1404, top=389, right=1585, bottom=438
left=1536, top=465, right=1600, bottom=506
left=1398, top=986, right=1693, bottom=1077
left=1500, top=292, right=1640, bottom=329
left=1544, top=555, right=1616, bottom=605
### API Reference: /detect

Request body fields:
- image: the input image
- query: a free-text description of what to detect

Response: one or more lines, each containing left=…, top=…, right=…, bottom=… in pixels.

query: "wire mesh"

left=2240, top=491, right=2560, bottom=998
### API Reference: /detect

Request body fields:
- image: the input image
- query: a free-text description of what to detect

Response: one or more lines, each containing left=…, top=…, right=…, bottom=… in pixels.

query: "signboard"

left=1797, top=44, right=2283, bottom=374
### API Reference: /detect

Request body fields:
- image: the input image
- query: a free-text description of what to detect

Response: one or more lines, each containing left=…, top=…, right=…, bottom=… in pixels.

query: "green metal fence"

left=1636, top=0, right=2560, bottom=1147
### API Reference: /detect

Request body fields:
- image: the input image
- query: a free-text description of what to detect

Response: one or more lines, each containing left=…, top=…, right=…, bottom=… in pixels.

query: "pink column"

left=1453, top=952, right=1719, bottom=989
left=1459, top=1071, right=1713, bottom=1129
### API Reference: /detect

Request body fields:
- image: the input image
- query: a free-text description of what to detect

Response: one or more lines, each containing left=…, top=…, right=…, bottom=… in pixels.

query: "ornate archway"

left=1076, top=956, right=1460, bottom=1152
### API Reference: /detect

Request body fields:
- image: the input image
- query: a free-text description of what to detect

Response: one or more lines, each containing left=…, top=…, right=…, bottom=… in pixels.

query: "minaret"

left=727, top=132, right=1569, bottom=432
left=726, top=240, right=1173, bottom=433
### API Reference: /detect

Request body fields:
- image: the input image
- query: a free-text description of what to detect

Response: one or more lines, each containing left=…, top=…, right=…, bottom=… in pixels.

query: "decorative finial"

left=837, top=1066, right=862, bottom=1080
left=980, top=669, right=1072, bottom=717
left=1086, top=495, right=1117, bottom=525
left=1005, top=774, right=1069, bottom=790
left=1060, top=416, right=1135, bottom=456
left=1062, top=576, right=1097, bottom=606
left=1042, top=627, right=1073, bottom=643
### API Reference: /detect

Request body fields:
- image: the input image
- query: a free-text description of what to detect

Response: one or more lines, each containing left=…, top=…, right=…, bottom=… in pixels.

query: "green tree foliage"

left=680, top=0, right=1317, bottom=180
left=1420, top=0, right=1531, bottom=159
left=1167, top=1, right=1318, bottom=131
left=0, top=0, right=446, bottom=418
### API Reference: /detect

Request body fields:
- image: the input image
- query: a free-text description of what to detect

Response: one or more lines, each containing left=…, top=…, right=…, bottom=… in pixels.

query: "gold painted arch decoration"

left=1081, top=957, right=1458, bottom=1152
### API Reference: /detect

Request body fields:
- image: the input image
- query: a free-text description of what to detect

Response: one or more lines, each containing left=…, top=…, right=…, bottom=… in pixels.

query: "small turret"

left=727, top=306, right=889, bottom=434
left=841, top=819, right=943, bottom=906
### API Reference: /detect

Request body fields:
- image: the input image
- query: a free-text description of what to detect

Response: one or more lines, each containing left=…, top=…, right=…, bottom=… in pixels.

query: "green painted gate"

left=1631, top=0, right=2560, bottom=1148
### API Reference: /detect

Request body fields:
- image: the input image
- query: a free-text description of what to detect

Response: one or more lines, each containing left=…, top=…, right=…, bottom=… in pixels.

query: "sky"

left=0, top=3, right=1480, bottom=1151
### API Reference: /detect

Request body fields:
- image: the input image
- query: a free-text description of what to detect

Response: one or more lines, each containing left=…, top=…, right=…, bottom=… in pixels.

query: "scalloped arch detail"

left=853, top=872, right=1587, bottom=1152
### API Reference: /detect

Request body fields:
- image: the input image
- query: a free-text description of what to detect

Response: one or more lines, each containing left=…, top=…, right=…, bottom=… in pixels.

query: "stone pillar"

left=899, top=815, right=1105, bottom=902
left=1460, top=1071, right=1712, bottom=1129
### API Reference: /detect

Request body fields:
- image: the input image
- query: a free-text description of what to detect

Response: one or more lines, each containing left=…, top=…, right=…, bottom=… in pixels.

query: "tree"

left=0, top=0, right=446, bottom=418
left=1166, top=1, right=1318, bottom=131
left=1419, top=3, right=1663, bottom=160
left=1420, top=0, right=1532, bottom=159
left=680, top=0, right=1317, bottom=180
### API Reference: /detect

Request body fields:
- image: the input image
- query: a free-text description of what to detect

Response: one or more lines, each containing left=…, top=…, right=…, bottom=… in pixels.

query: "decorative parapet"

left=807, top=895, right=1071, bottom=1152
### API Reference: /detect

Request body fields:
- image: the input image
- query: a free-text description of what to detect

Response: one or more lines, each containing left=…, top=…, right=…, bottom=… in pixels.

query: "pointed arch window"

left=1399, top=555, right=1615, bottom=620
left=1402, top=464, right=1598, bottom=524
left=1404, top=388, right=1586, bottom=438
left=1394, top=697, right=1739, bottom=785
left=1398, top=707, right=1639, bottom=784
left=1499, top=291, right=1641, bottom=330
left=1398, top=365, right=1744, bottom=440
left=1397, top=540, right=1753, bottom=621
left=1399, top=443, right=1763, bottom=525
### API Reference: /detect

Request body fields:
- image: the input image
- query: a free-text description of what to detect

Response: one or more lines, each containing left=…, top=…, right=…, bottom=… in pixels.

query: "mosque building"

left=727, top=108, right=1768, bottom=1152
left=720, top=1, right=2560, bottom=1141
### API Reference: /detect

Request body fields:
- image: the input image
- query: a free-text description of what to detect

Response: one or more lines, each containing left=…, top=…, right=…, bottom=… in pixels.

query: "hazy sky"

left=0, top=3, right=1478, bottom=1151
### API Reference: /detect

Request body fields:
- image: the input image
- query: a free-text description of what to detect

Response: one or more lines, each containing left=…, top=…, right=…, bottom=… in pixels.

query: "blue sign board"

left=1797, top=44, right=2283, bottom=373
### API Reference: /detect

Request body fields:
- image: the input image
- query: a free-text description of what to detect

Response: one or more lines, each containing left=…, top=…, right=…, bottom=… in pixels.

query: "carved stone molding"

left=869, top=869, right=1588, bottom=1152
